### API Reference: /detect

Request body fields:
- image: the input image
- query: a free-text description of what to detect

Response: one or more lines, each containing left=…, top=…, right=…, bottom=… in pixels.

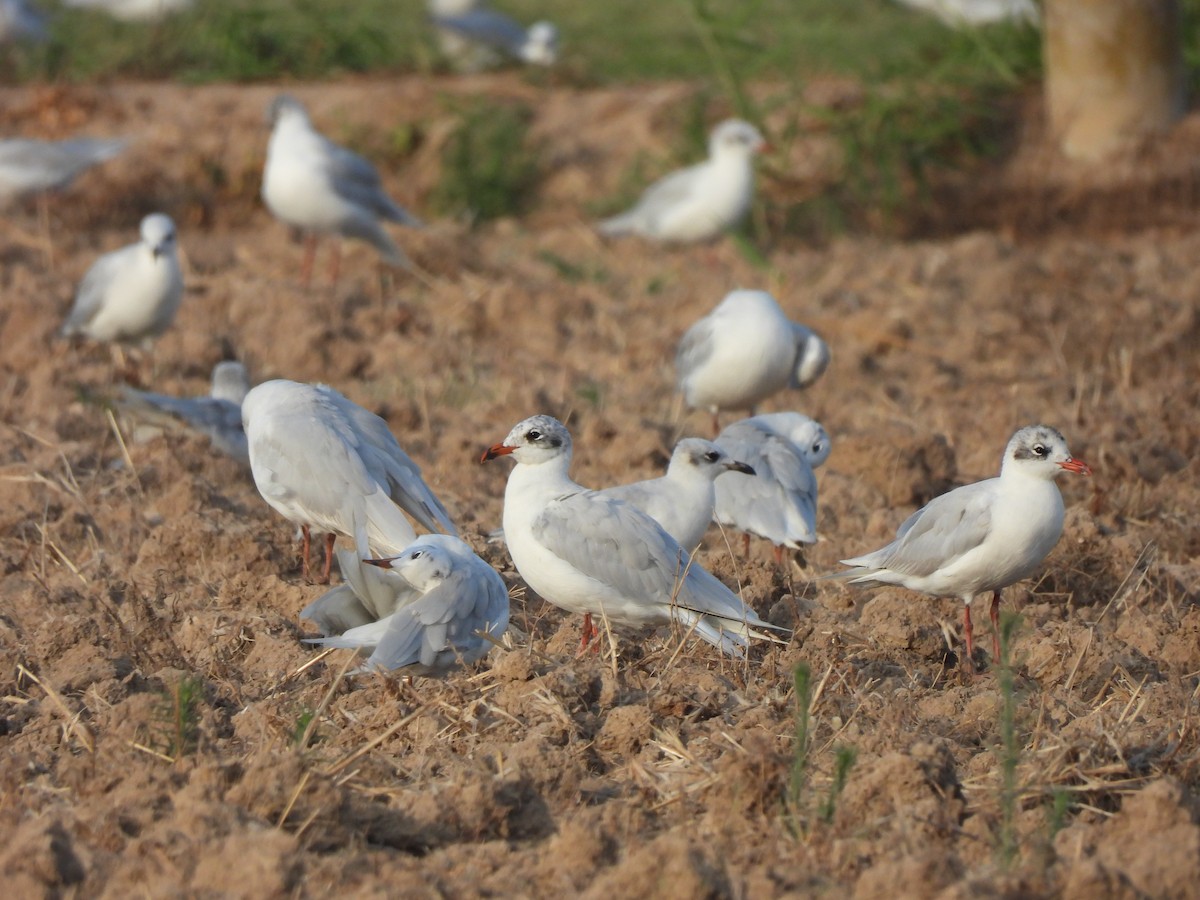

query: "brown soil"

left=1, top=75, right=1199, bottom=899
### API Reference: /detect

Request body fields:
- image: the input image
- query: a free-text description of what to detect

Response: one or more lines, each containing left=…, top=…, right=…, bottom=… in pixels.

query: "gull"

left=0, top=0, right=48, bottom=43
left=837, top=425, right=1091, bottom=670
left=242, top=379, right=456, bottom=583
left=596, top=119, right=765, bottom=243
left=60, top=212, right=184, bottom=346
left=601, top=437, right=754, bottom=552
left=304, top=535, right=510, bottom=674
left=428, top=0, right=558, bottom=71
left=481, top=415, right=784, bottom=656
left=677, top=289, right=830, bottom=433
left=63, top=0, right=192, bottom=23
left=714, top=413, right=831, bottom=562
left=893, top=0, right=1039, bottom=28
left=0, top=137, right=125, bottom=202
left=261, top=95, right=423, bottom=288
left=115, top=360, right=251, bottom=466
left=301, top=548, right=422, bottom=636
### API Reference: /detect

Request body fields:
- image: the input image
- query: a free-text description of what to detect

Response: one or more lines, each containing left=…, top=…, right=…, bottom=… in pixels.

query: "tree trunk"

left=1043, top=0, right=1185, bottom=161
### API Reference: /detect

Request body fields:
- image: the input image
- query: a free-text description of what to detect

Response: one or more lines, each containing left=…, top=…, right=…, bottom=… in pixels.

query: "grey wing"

left=338, top=549, right=420, bottom=619
left=598, top=166, right=700, bottom=236
left=845, top=483, right=995, bottom=578
left=432, top=9, right=526, bottom=53
left=325, top=389, right=456, bottom=535
left=117, top=390, right=249, bottom=465
left=61, top=249, right=125, bottom=335
left=367, top=570, right=498, bottom=670
left=602, top=479, right=666, bottom=521
left=789, top=324, right=830, bottom=389
left=715, top=428, right=816, bottom=544
left=675, top=317, right=717, bottom=389
left=300, top=585, right=376, bottom=636
left=533, top=492, right=757, bottom=624
left=321, top=138, right=422, bottom=227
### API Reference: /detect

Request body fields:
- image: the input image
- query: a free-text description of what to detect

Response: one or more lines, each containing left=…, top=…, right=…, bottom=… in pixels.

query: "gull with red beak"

left=836, top=425, right=1092, bottom=671
left=481, top=415, right=785, bottom=656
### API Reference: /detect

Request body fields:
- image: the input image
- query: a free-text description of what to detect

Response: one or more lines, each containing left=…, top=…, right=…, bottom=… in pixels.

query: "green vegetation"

left=148, top=674, right=204, bottom=761
left=787, top=662, right=856, bottom=836
left=432, top=100, right=538, bottom=223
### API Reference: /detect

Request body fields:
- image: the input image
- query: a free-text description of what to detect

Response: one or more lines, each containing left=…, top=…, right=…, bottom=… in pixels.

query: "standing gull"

left=60, top=212, right=184, bottom=345
left=596, top=119, right=766, bottom=243
left=677, top=289, right=830, bottom=434
left=115, top=361, right=251, bottom=466
left=242, top=379, right=456, bottom=583
left=305, top=535, right=510, bottom=674
left=837, top=425, right=1091, bottom=670
left=261, top=95, right=423, bottom=288
left=714, top=413, right=831, bottom=562
left=601, top=437, right=754, bottom=553
left=482, top=415, right=783, bottom=656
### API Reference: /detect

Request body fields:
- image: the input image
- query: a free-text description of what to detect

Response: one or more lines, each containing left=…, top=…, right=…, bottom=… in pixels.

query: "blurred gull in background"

left=677, top=289, right=830, bottom=434
left=116, top=361, right=251, bottom=466
left=261, top=95, right=423, bottom=288
left=63, top=0, right=193, bottom=23
left=596, top=119, right=765, bottom=243
left=428, top=0, right=558, bottom=71
left=0, top=0, right=48, bottom=43
left=60, top=212, right=185, bottom=347
left=893, top=0, right=1039, bottom=28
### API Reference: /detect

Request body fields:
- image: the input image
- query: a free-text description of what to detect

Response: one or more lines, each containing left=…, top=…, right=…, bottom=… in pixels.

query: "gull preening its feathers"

left=304, top=535, right=510, bottom=674
left=837, top=425, right=1091, bottom=671
left=482, top=415, right=784, bottom=657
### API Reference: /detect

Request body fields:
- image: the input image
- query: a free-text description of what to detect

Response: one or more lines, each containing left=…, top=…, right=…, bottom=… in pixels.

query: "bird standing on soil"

left=596, top=119, right=766, bottom=243
left=304, top=535, right=510, bottom=674
left=115, top=360, right=252, bottom=466
left=481, top=414, right=783, bottom=656
left=261, top=95, right=423, bottom=288
left=677, top=289, right=830, bottom=434
left=601, top=437, right=754, bottom=553
left=241, top=379, right=456, bottom=583
left=428, top=0, right=558, bottom=71
left=60, top=213, right=184, bottom=349
left=713, top=413, right=831, bottom=563
left=837, top=425, right=1091, bottom=671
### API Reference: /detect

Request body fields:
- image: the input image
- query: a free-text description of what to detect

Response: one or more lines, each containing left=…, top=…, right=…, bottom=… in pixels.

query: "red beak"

left=363, top=557, right=398, bottom=568
left=1058, top=457, right=1092, bottom=476
left=480, top=443, right=515, bottom=464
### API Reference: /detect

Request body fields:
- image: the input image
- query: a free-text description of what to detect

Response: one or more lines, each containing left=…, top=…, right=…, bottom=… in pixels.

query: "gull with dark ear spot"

left=60, top=213, right=184, bottom=345
left=482, top=415, right=786, bottom=656
left=261, top=94, right=423, bottom=288
left=303, top=535, right=510, bottom=675
left=713, top=413, right=831, bottom=563
left=600, top=437, right=754, bottom=552
left=597, top=119, right=766, bottom=243
left=836, top=425, right=1091, bottom=672
left=677, top=290, right=830, bottom=434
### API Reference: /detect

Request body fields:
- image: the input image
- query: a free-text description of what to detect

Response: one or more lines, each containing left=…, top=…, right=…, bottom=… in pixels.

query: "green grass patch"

left=432, top=99, right=539, bottom=223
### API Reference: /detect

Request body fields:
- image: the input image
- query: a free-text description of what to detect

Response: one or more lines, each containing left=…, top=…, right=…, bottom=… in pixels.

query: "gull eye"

left=1032, top=444, right=1047, bottom=457
left=527, top=429, right=542, bottom=442
left=703, top=450, right=720, bottom=463
left=410, top=550, right=423, bottom=559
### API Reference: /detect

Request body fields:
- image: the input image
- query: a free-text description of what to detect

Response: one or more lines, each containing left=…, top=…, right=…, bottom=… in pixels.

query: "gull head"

left=140, top=213, right=177, bottom=259
left=709, top=119, right=767, bottom=160
left=763, top=414, right=832, bottom=468
left=1002, top=425, right=1092, bottom=480
left=671, top=437, right=754, bottom=481
left=481, top=414, right=572, bottom=466
left=210, top=361, right=250, bottom=404
left=366, top=540, right=451, bottom=592
left=520, top=21, right=558, bottom=66
left=266, top=94, right=308, bottom=128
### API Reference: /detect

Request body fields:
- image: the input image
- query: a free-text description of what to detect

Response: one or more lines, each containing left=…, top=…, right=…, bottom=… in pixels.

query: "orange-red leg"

left=962, top=603, right=976, bottom=674
left=578, top=612, right=598, bottom=655
left=320, top=533, right=336, bottom=584
left=300, top=524, right=313, bottom=581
